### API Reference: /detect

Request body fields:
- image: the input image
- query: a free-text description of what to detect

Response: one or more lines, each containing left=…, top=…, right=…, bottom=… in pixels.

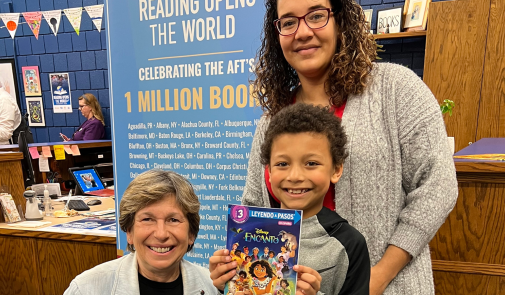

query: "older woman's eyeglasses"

left=274, top=8, right=333, bottom=36
left=78, top=104, right=89, bottom=110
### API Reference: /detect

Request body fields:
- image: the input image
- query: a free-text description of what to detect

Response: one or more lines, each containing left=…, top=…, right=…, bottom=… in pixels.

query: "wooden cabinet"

left=424, top=0, right=505, bottom=151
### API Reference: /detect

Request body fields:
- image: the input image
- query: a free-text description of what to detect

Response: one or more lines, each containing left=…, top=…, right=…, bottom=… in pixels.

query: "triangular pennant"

left=0, top=13, right=20, bottom=39
left=85, top=4, right=104, bottom=33
left=22, top=12, right=43, bottom=39
left=63, top=7, right=82, bottom=36
left=42, top=10, right=62, bottom=36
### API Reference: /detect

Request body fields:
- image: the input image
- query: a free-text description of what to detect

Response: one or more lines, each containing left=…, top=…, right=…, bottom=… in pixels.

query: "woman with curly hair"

left=248, top=260, right=277, bottom=295
left=241, top=0, right=458, bottom=294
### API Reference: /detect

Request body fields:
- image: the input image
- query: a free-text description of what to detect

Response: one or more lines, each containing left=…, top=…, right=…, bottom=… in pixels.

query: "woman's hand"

left=370, top=265, right=389, bottom=295
left=293, top=265, right=321, bottom=295
left=60, top=133, right=70, bottom=141
left=369, top=245, right=412, bottom=295
left=209, top=249, right=237, bottom=292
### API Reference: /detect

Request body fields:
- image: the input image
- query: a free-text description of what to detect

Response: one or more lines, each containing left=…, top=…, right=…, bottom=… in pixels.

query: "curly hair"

left=249, top=260, right=275, bottom=279
left=260, top=104, right=348, bottom=166
left=253, top=0, right=376, bottom=116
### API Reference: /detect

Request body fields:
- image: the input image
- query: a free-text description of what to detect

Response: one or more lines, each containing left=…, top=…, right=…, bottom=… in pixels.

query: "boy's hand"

left=293, top=265, right=321, bottom=295
left=209, top=249, right=237, bottom=291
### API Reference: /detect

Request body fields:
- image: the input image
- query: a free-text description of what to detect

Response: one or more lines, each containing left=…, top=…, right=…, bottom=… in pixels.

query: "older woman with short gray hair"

left=64, top=170, right=218, bottom=295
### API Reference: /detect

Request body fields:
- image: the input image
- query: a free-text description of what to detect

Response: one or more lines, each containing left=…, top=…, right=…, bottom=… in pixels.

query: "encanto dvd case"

left=224, top=205, right=302, bottom=295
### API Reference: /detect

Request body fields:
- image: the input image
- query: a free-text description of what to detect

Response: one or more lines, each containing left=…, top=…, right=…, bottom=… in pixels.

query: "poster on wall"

left=105, top=0, right=265, bottom=265
left=25, top=97, right=45, bottom=127
left=49, top=73, right=72, bottom=113
left=22, top=66, right=42, bottom=96
left=0, top=59, right=21, bottom=107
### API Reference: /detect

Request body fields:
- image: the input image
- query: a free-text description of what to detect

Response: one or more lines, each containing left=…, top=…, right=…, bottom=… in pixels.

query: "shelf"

left=373, top=31, right=427, bottom=40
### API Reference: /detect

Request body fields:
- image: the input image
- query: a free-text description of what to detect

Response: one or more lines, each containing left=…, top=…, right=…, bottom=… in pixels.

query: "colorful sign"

left=22, top=66, right=42, bottom=96
left=49, top=73, right=72, bottom=113
left=105, top=0, right=265, bottom=266
left=22, top=12, right=42, bottom=39
left=26, top=96, right=45, bottom=127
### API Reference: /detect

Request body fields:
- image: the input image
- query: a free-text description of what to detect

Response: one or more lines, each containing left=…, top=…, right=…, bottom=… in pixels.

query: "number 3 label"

left=231, top=205, right=249, bottom=223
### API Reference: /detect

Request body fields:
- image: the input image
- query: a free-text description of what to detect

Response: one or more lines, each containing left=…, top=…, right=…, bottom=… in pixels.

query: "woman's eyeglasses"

left=274, top=8, right=333, bottom=36
left=78, top=105, right=89, bottom=110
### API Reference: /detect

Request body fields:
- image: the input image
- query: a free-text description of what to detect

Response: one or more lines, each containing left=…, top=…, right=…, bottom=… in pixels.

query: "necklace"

left=254, top=277, right=271, bottom=289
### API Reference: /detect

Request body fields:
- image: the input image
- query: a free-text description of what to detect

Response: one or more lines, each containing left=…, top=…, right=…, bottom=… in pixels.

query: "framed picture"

left=0, top=58, right=21, bottom=108
left=404, top=0, right=431, bottom=31
left=363, top=9, right=373, bottom=33
left=49, top=72, right=72, bottom=113
left=26, top=97, right=45, bottom=127
left=22, top=66, right=42, bottom=96
left=376, top=7, right=403, bottom=34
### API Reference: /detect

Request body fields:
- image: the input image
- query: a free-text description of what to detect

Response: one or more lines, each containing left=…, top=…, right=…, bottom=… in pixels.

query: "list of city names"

left=126, top=118, right=259, bottom=267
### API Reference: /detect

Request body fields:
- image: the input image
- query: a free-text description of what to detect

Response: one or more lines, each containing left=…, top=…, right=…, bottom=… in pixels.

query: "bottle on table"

left=43, top=185, right=52, bottom=217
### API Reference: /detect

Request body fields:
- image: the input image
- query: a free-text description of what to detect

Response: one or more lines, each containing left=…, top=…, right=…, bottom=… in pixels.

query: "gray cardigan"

left=64, top=253, right=218, bottom=295
left=242, top=63, right=458, bottom=294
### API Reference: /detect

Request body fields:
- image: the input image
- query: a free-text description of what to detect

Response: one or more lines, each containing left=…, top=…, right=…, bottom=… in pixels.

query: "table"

left=0, top=197, right=117, bottom=295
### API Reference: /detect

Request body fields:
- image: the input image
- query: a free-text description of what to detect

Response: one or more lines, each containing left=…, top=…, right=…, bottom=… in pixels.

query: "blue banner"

left=105, top=0, right=265, bottom=267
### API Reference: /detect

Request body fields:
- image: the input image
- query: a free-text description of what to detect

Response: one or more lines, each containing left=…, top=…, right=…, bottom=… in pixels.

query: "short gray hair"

left=119, top=169, right=200, bottom=253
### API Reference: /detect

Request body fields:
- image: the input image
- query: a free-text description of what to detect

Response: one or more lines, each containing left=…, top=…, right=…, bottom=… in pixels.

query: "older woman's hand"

left=209, top=249, right=237, bottom=291
left=293, top=265, right=322, bottom=295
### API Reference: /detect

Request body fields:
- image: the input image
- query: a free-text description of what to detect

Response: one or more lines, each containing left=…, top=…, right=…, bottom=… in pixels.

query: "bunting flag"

left=85, top=4, right=104, bottom=33
left=0, top=13, right=20, bottom=39
left=42, top=10, right=62, bottom=36
left=63, top=7, right=82, bottom=36
left=22, top=12, right=42, bottom=39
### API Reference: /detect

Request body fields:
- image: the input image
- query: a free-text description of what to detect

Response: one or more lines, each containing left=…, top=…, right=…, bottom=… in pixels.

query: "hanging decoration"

left=63, top=7, right=82, bottom=36
left=0, top=13, right=20, bottom=39
left=0, top=6, right=104, bottom=39
left=22, top=12, right=42, bottom=39
left=42, top=10, right=62, bottom=36
left=85, top=4, right=104, bottom=33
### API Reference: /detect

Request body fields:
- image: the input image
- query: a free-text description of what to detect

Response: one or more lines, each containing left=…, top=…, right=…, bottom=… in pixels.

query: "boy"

left=210, top=104, right=370, bottom=294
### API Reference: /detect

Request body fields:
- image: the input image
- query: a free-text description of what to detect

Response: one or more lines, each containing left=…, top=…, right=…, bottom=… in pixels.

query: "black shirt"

left=138, top=271, right=183, bottom=295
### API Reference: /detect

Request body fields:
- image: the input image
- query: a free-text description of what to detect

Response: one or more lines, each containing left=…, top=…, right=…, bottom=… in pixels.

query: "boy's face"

left=269, top=132, right=343, bottom=219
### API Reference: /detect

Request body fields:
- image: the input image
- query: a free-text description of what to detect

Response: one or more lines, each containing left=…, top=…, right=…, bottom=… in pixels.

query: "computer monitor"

left=18, top=131, right=35, bottom=187
left=69, top=166, right=106, bottom=195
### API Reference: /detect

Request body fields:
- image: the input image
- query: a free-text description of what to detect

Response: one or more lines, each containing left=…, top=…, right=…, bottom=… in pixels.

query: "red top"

left=264, top=101, right=346, bottom=211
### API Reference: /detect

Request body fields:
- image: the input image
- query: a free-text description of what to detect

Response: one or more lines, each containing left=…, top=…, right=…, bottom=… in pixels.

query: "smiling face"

left=253, top=248, right=259, bottom=256
left=269, top=132, right=342, bottom=219
left=126, top=195, right=194, bottom=282
left=254, top=264, right=267, bottom=279
left=276, top=0, right=338, bottom=80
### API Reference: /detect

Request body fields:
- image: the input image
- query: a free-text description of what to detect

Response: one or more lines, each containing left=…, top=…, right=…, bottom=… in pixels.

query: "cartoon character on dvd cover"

left=224, top=205, right=302, bottom=295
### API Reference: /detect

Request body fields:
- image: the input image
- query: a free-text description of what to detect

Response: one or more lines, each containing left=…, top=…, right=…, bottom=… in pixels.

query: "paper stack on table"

left=7, top=221, right=52, bottom=228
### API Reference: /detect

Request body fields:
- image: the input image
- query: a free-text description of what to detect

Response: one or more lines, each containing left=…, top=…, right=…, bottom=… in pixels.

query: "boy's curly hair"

left=253, top=0, right=376, bottom=116
left=260, top=104, right=348, bottom=166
